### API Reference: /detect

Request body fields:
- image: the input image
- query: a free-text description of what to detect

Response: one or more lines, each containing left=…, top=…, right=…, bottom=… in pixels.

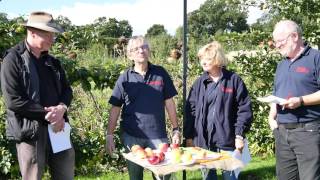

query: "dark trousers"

left=16, top=124, right=75, bottom=180
left=274, top=122, right=320, bottom=180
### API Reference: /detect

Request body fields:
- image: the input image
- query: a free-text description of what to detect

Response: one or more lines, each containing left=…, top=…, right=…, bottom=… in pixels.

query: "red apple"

left=156, top=152, right=165, bottom=162
left=170, top=143, right=180, bottom=149
left=148, top=155, right=160, bottom=165
left=158, top=143, right=169, bottom=152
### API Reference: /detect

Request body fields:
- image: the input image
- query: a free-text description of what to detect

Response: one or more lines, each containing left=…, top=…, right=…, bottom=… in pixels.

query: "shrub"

left=230, top=48, right=281, bottom=155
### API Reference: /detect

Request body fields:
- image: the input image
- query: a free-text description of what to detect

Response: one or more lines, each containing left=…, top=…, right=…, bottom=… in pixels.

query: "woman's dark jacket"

left=183, top=68, right=253, bottom=150
left=1, top=41, right=73, bottom=142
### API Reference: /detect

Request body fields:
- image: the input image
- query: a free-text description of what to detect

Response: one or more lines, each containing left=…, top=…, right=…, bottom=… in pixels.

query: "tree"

left=0, top=14, right=25, bottom=55
left=188, top=0, right=249, bottom=39
left=93, top=17, right=132, bottom=38
left=0, top=13, right=8, bottom=22
left=265, top=0, right=320, bottom=47
left=248, top=0, right=320, bottom=47
left=145, top=24, right=167, bottom=37
left=56, top=15, right=73, bottom=32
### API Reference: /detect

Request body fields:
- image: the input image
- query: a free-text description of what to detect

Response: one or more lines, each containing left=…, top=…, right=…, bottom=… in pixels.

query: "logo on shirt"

left=220, top=86, right=233, bottom=93
left=147, top=80, right=164, bottom=86
left=295, top=66, right=310, bottom=74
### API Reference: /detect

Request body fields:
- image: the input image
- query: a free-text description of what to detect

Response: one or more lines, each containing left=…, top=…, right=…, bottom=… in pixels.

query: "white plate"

left=179, top=160, right=196, bottom=166
left=207, top=153, right=222, bottom=159
left=194, top=153, right=222, bottom=161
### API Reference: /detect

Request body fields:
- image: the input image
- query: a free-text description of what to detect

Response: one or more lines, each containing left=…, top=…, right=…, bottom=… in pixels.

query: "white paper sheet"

left=48, top=122, right=72, bottom=153
left=232, top=139, right=251, bottom=178
left=257, top=95, right=286, bottom=104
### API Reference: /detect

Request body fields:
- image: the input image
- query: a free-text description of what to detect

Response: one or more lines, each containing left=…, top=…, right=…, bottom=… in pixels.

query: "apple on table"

left=131, top=144, right=143, bottom=154
left=135, top=148, right=147, bottom=159
left=181, top=151, right=193, bottom=164
left=170, top=143, right=180, bottom=149
left=145, top=147, right=154, bottom=157
left=158, top=143, right=169, bottom=153
left=170, top=148, right=182, bottom=164
left=147, top=152, right=165, bottom=165
left=148, top=155, right=160, bottom=165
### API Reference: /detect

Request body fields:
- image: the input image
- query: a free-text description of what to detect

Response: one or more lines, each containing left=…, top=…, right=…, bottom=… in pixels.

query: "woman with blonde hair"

left=184, top=41, right=253, bottom=180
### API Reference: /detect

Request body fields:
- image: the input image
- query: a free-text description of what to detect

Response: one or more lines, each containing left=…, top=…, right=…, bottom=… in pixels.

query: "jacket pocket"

left=20, top=117, right=39, bottom=141
left=6, top=111, right=39, bottom=142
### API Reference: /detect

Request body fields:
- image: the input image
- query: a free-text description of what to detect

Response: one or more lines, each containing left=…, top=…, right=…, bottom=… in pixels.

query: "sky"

left=0, top=0, right=263, bottom=35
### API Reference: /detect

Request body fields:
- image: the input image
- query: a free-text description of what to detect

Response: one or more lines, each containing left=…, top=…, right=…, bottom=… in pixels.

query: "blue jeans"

left=274, top=121, right=320, bottom=180
left=204, top=148, right=237, bottom=180
left=121, top=132, right=170, bottom=180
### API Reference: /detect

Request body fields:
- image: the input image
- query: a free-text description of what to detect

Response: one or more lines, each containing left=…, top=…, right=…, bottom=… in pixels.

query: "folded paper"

left=48, top=122, right=72, bottom=153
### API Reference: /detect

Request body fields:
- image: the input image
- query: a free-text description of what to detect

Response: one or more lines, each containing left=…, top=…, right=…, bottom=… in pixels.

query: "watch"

left=59, top=103, right=68, bottom=111
left=299, top=96, right=304, bottom=106
left=235, top=135, right=244, bottom=140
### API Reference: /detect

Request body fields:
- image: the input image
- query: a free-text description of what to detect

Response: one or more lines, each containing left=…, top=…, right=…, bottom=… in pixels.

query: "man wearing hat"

left=1, top=11, right=74, bottom=180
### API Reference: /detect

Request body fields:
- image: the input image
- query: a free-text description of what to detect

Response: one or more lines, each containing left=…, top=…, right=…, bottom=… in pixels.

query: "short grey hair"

left=126, top=36, right=150, bottom=55
left=273, top=20, right=303, bottom=38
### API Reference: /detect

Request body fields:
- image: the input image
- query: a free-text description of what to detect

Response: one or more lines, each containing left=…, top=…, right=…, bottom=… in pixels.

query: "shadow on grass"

left=184, top=165, right=276, bottom=180
left=239, top=166, right=276, bottom=180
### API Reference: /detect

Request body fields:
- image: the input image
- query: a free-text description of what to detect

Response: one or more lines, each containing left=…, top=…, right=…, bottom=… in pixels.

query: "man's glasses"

left=273, top=33, right=292, bottom=47
left=130, top=44, right=149, bottom=52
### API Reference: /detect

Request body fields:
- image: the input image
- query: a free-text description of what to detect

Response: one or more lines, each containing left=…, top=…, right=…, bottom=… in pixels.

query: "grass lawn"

left=75, top=155, right=276, bottom=180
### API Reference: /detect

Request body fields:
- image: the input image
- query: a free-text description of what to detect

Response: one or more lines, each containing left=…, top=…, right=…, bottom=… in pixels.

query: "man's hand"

left=186, top=139, right=194, bottom=147
left=52, top=118, right=65, bottom=133
left=172, top=130, right=180, bottom=145
left=45, top=105, right=66, bottom=124
left=281, top=97, right=301, bottom=109
left=106, top=134, right=115, bottom=155
left=268, top=117, right=278, bottom=130
left=45, top=105, right=67, bottom=133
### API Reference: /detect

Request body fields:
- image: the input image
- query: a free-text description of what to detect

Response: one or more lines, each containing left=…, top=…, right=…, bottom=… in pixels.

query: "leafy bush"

left=230, top=48, right=281, bottom=155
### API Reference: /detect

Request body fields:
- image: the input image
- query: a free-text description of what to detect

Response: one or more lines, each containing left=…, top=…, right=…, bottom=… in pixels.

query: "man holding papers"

left=1, top=12, right=74, bottom=180
left=269, top=20, right=320, bottom=180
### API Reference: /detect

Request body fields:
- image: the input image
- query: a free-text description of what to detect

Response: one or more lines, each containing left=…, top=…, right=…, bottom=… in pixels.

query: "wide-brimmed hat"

left=22, top=11, right=63, bottom=33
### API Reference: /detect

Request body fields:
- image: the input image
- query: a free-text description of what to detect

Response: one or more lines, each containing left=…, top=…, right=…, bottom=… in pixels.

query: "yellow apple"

left=170, top=148, right=182, bottom=163
left=145, top=147, right=154, bottom=157
left=195, top=150, right=207, bottom=159
left=135, top=149, right=147, bottom=159
left=181, top=152, right=193, bottom=164
left=131, top=144, right=142, bottom=154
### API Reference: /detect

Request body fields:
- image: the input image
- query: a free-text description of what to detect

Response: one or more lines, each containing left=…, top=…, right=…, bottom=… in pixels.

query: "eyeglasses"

left=130, top=44, right=149, bottom=52
left=273, top=33, right=292, bottom=46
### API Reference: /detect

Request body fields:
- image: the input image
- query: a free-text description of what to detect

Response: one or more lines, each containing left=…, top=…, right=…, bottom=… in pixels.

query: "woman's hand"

left=235, top=138, right=244, bottom=153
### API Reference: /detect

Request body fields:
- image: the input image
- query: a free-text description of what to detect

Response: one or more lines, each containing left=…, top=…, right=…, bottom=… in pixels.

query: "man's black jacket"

left=1, top=41, right=73, bottom=142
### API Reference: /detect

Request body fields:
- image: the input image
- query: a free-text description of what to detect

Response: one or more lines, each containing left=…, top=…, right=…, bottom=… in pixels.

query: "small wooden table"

left=123, top=152, right=244, bottom=179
